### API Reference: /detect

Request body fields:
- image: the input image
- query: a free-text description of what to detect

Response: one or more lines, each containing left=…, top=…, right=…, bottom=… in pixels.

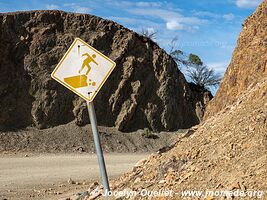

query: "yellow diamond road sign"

left=51, top=38, right=116, bottom=102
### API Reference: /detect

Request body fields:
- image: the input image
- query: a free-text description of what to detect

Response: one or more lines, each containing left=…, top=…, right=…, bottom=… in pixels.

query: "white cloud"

left=108, top=16, right=140, bottom=24
left=46, top=4, right=59, bottom=10
left=223, top=13, right=235, bottom=21
left=193, top=10, right=236, bottom=22
left=63, top=3, right=91, bottom=14
left=207, top=61, right=229, bottom=74
left=107, top=1, right=206, bottom=32
left=192, top=11, right=219, bottom=18
left=63, top=3, right=76, bottom=7
left=128, top=8, right=206, bottom=31
left=236, top=0, right=261, bottom=8
left=110, top=1, right=162, bottom=8
left=74, top=6, right=91, bottom=14
left=135, top=1, right=162, bottom=7
left=166, top=21, right=185, bottom=30
left=166, top=21, right=199, bottom=32
left=110, top=1, right=135, bottom=8
left=108, top=16, right=159, bottom=32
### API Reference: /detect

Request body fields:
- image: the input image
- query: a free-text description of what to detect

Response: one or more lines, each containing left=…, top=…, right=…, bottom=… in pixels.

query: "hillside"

left=110, top=77, right=266, bottom=199
left=0, top=10, right=209, bottom=132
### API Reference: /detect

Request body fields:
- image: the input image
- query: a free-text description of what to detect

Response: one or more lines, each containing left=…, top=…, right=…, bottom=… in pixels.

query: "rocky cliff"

left=205, top=1, right=267, bottom=119
left=0, top=10, right=205, bottom=132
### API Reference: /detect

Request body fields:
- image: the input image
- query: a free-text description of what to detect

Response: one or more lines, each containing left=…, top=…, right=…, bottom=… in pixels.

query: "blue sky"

left=0, top=0, right=262, bottom=77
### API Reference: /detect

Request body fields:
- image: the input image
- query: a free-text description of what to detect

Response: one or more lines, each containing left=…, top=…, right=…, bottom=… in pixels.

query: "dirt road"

left=0, top=153, right=148, bottom=200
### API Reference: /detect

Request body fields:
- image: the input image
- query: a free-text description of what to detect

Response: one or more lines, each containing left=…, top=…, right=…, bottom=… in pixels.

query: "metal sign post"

left=87, top=100, right=110, bottom=196
left=51, top=38, right=116, bottom=198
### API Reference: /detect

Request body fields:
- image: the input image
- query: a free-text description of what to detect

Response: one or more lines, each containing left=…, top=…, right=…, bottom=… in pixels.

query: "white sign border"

left=51, top=38, right=116, bottom=102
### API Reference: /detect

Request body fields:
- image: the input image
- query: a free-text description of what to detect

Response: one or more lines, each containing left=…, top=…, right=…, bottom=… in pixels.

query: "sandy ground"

left=0, top=153, right=148, bottom=200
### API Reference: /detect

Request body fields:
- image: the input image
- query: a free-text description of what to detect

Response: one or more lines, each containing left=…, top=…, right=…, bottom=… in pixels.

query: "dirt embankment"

left=105, top=73, right=267, bottom=200
left=0, top=121, right=187, bottom=154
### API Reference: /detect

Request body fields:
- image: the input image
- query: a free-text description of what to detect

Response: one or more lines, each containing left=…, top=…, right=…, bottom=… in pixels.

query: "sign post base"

left=87, top=101, right=110, bottom=197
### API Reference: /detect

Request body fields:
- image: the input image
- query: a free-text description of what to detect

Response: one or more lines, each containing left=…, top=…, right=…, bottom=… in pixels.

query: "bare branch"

left=140, top=28, right=157, bottom=40
left=186, top=64, right=222, bottom=88
left=168, top=36, right=179, bottom=54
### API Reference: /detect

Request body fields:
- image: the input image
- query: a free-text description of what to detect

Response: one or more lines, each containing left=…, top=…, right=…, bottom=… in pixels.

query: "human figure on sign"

left=79, top=53, right=98, bottom=75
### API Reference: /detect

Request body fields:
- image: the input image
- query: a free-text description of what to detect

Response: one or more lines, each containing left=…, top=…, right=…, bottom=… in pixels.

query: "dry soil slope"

left=205, top=1, right=267, bottom=119
left=112, top=73, right=267, bottom=200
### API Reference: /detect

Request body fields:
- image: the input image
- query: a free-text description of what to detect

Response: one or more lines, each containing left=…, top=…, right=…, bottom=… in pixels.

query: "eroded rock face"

left=205, top=1, right=267, bottom=119
left=0, top=10, right=203, bottom=131
left=188, top=83, right=213, bottom=122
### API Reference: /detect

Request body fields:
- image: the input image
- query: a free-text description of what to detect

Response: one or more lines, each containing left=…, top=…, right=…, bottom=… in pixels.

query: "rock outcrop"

left=188, top=83, right=212, bottom=121
left=0, top=10, right=204, bottom=132
left=205, top=1, right=267, bottom=119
